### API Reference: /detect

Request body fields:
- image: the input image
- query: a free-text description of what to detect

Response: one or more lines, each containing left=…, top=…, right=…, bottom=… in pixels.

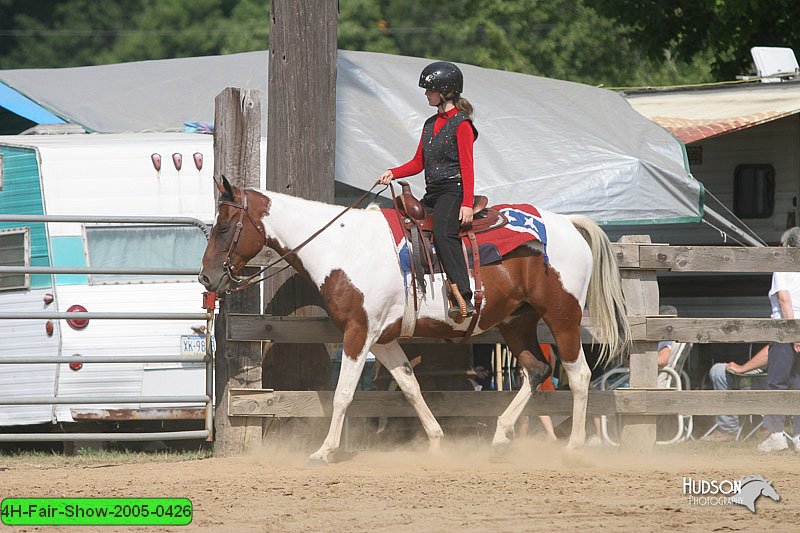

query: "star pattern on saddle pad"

left=498, top=206, right=547, bottom=243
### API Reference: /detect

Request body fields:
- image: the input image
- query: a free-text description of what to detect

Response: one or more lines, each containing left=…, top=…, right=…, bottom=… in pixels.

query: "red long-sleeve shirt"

left=390, top=107, right=475, bottom=208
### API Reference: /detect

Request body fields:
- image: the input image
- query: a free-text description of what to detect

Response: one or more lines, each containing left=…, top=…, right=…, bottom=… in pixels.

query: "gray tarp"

left=0, top=50, right=702, bottom=224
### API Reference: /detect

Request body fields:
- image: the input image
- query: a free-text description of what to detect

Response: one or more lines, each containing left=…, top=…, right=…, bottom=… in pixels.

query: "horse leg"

left=491, top=314, right=551, bottom=455
left=371, top=340, right=444, bottom=452
left=545, top=308, right=590, bottom=450
left=309, top=335, right=371, bottom=464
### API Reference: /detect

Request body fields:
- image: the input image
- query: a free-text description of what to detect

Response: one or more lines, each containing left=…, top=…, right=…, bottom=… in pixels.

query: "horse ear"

left=221, top=174, right=235, bottom=197
left=215, top=179, right=225, bottom=194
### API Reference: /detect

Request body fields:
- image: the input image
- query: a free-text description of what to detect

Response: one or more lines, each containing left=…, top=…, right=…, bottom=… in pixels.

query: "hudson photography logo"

left=683, top=476, right=780, bottom=513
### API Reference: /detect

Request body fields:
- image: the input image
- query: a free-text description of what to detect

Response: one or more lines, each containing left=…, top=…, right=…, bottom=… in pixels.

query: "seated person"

left=701, top=344, right=769, bottom=442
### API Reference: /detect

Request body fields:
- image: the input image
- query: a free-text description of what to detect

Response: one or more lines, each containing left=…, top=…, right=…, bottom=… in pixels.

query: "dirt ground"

left=1, top=432, right=799, bottom=533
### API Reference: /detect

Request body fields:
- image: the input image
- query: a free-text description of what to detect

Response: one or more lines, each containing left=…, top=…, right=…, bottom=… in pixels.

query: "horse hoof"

left=307, top=457, right=330, bottom=468
left=491, top=441, right=511, bottom=458
left=560, top=448, right=595, bottom=468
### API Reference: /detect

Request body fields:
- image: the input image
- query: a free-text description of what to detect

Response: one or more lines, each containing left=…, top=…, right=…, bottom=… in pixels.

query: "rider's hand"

left=459, top=205, right=473, bottom=226
left=378, top=170, right=394, bottom=185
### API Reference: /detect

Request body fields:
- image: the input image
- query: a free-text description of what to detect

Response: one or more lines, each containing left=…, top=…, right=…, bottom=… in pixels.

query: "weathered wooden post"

left=213, top=87, right=263, bottom=455
left=262, top=1, right=338, bottom=394
left=618, top=235, right=659, bottom=452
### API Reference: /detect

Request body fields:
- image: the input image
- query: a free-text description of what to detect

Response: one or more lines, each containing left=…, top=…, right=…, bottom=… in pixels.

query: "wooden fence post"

left=213, top=87, right=263, bottom=455
left=618, top=235, right=659, bottom=452
left=262, top=0, right=338, bottom=396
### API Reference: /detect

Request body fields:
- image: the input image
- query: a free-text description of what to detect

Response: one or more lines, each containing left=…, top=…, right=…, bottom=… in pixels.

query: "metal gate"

left=0, top=215, right=213, bottom=442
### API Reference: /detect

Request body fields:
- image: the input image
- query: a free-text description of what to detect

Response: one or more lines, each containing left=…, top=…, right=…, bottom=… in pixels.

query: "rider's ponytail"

left=454, top=96, right=473, bottom=117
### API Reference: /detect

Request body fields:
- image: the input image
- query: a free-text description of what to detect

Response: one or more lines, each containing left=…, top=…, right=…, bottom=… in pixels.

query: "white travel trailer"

left=0, top=132, right=216, bottom=428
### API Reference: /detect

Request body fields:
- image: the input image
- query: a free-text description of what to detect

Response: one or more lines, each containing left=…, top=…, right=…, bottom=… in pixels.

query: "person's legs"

left=789, top=354, right=800, bottom=440
left=759, top=343, right=792, bottom=452
left=763, top=343, right=793, bottom=434
left=539, top=416, right=557, bottom=441
left=431, top=189, right=472, bottom=304
left=708, top=362, right=741, bottom=435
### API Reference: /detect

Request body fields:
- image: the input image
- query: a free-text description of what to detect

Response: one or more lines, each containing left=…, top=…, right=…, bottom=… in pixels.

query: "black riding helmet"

left=419, top=61, right=463, bottom=96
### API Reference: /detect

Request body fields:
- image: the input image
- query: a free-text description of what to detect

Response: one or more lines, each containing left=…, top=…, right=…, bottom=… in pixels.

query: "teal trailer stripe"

left=51, top=236, right=88, bottom=285
left=0, top=145, right=51, bottom=288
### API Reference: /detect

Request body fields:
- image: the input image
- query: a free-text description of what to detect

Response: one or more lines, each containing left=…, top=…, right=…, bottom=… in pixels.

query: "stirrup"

left=447, top=282, right=474, bottom=320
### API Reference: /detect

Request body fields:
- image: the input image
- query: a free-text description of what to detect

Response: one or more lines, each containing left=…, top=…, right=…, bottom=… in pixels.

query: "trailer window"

left=733, top=164, right=775, bottom=219
left=85, top=225, right=206, bottom=284
left=0, top=227, right=30, bottom=291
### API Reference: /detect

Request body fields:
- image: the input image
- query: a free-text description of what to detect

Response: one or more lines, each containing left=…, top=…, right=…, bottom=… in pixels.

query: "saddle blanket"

left=382, top=204, right=548, bottom=273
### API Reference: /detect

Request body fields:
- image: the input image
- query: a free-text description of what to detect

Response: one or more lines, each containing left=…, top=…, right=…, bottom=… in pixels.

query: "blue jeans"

left=763, top=343, right=800, bottom=436
left=709, top=363, right=741, bottom=434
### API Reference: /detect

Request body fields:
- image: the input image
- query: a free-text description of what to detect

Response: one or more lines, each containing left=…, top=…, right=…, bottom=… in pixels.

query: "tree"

left=0, top=0, right=270, bottom=69
left=337, top=0, right=397, bottom=54
left=106, top=0, right=269, bottom=63
left=0, top=0, right=713, bottom=87
left=361, top=0, right=709, bottom=87
left=0, top=0, right=141, bottom=69
left=594, top=0, right=800, bottom=80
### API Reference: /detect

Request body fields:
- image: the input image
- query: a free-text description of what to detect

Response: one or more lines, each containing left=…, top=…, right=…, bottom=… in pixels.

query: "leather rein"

left=220, top=184, right=384, bottom=294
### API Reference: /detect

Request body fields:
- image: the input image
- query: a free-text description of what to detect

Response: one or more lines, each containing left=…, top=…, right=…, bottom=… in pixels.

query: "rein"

left=223, top=183, right=386, bottom=293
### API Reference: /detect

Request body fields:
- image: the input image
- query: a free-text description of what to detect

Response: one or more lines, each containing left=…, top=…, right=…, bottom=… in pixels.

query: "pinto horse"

left=199, top=176, right=630, bottom=463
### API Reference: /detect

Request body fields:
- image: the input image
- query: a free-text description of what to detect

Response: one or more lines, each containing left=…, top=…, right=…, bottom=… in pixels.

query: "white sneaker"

left=758, top=432, right=789, bottom=453
left=791, top=435, right=800, bottom=451
left=586, top=435, right=603, bottom=447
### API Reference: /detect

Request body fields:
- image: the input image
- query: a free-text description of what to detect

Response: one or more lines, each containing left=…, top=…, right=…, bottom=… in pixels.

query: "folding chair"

left=598, top=342, right=694, bottom=445
left=701, top=368, right=768, bottom=442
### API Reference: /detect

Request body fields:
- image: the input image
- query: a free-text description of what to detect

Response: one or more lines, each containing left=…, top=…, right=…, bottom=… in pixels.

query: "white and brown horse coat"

left=199, top=180, right=629, bottom=463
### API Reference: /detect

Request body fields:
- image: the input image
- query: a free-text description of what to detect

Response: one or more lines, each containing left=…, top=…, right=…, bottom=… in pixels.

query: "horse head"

left=734, top=476, right=780, bottom=512
left=759, top=480, right=780, bottom=502
left=198, top=175, right=269, bottom=293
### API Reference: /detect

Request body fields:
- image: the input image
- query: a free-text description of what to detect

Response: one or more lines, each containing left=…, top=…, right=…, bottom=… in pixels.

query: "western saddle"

left=392, top=181, right=507, bottom=341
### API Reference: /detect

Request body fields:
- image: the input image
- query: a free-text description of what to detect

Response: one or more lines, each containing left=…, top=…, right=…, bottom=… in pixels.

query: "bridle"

left=216, top=183, right=385, bottom=294
left=219, top=190, right=267, bottom=286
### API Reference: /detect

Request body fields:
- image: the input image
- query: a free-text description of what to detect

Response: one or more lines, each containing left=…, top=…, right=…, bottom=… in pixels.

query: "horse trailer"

left=0, top=133, right=216, bottom=429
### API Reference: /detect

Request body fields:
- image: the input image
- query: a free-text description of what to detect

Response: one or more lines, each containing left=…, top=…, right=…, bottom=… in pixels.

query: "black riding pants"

left=423, top=181, right=472, bottom=302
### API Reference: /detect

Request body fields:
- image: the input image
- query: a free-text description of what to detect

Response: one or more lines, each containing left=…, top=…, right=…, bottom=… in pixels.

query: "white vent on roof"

left=751, top=46, right=799, bottom=83
left=20, top=123, right=86, bottom=135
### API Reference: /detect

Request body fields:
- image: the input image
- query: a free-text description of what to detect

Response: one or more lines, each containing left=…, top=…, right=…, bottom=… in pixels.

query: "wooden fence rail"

left=229, top=389, right=800, bottom=418
left=224, top=242, right=800, bottom=453
left=228, top=315, right=800, bottom=345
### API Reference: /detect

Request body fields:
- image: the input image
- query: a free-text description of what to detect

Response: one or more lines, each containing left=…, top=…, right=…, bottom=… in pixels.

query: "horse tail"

left=570, top=215, right=631, bottom=367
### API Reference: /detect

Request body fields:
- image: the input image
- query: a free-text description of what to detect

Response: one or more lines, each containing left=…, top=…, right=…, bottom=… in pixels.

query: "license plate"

left=180, top=334, right=215, bottom=356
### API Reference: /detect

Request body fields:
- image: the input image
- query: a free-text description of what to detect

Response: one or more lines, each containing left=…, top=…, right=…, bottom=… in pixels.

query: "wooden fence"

left=223, top=238, right=800, bottom=452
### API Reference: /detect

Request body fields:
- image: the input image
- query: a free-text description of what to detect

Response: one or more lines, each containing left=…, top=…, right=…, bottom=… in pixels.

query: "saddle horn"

left=396, top=180, right=426, bottom=220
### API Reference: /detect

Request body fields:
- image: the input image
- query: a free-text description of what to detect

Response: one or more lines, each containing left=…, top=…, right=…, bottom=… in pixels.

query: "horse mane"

left=740, top=475, right=769, bottom=486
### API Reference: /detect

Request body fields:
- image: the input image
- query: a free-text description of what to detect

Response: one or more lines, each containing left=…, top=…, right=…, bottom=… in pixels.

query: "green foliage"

left=0, top=0, right=733, bottom=86
left=337, top=0, right=397, bottom=54
left=340, top=0, right=711, bottom=86
left=0, top=0, right=142, bottom=68
left=0, top=0, right=269, bottom=69
left=594, top=0, right=800, bottom=80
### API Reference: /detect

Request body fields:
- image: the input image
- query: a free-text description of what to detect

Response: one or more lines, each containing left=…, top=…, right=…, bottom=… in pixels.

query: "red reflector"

left=45, top=320, right=54, bottom=336
left=69, top=361, right=83, bottom=371
left=66, top=304, right=89, bottom=330
left=202, top=291, right=216, bottom=311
